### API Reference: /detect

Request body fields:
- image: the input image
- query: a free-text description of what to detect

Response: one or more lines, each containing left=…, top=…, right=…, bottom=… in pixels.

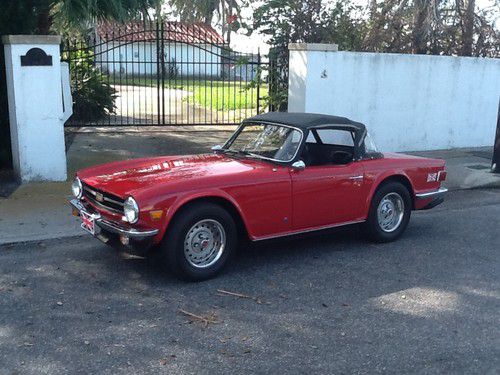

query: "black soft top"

left=244, top=112, right=366, bottom=133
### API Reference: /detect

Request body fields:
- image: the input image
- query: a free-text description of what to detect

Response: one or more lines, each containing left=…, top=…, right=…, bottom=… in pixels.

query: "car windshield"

left=224, top=122, right=303, bottom=162
left=364, top=132, right=379, bottom=154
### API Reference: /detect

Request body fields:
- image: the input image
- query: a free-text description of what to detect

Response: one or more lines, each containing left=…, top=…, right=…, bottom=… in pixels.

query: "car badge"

left=95, top=192, right=104, bottom=202
left=427, top=173, right=438, bottom=182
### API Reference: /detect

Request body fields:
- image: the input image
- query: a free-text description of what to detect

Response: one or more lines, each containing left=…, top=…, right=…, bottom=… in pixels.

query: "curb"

left=65, top=125, right=238, bottom=133
left=2, top=187, right=500, bottom=246
left=0, top=233, right=85, bottom=248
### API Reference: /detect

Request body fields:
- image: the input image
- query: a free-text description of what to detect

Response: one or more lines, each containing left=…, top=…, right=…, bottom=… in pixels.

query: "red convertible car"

left=70, top=112, right=447, bottom=280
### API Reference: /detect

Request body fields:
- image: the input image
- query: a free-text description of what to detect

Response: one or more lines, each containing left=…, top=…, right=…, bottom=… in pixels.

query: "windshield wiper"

left=221, top=149, right=250, bottom=157
left=220, top=149, right=269, bottom=162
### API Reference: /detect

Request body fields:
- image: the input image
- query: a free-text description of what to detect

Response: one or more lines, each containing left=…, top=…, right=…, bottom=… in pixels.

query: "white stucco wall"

left=95, top=42, right=222, bottom=77
left=289, top=44, right=500, bottom=152
left=3, top=35, right=67, bottom=182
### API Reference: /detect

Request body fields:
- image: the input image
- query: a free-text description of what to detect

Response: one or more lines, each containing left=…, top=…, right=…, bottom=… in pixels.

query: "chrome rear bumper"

left=70, top=199, right=158, bottom=239
left=415, top=187, right=448, bottom=200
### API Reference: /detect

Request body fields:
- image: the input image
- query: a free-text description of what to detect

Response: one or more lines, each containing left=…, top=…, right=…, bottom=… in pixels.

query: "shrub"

left=68, top=49, right=117, bottom=122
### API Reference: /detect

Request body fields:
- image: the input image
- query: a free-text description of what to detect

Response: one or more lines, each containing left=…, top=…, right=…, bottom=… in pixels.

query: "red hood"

left=77, top=154, right=259, bottom=198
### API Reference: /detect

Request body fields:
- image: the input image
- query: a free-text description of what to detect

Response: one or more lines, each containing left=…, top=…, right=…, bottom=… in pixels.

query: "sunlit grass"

left=109, top=76, right=267, bottom=111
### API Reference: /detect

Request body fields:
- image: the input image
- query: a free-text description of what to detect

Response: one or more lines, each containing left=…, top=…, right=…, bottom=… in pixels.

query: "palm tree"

left=0, top=0, right=154, bottom=35
left=169, top=0, right=241, bottom=43
left=0, top=0, right=154, bottom=169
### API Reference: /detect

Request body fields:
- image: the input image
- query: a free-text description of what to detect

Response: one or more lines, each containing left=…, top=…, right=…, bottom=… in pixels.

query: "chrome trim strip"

left=84, top=195, right=124, bottom=215
left=97, top=219, right=159, bottom=239
left=83, top=186, right=124, bottom=207
left=70, top=199, right=158, bottom=239
left=415, top=187, right=448, bottom=199
left=103, top=196, right=125, bottom=206
left=253, top=219, right=366, bottom=241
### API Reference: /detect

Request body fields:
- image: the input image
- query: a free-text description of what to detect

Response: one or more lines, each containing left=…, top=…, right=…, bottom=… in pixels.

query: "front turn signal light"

left=149, top=210, right=163, bottom=221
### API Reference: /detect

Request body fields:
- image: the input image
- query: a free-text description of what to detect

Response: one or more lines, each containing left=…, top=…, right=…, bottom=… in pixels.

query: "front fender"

left=155, top=189, right=250, bottom=243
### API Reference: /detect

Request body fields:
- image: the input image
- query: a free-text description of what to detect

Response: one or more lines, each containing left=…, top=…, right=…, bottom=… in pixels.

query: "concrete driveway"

left=108, top=84, right=215, bottom=125
left=0, top=189, right=498, bottom=374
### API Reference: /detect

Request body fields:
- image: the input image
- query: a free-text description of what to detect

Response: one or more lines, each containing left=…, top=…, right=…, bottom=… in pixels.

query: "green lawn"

left=109, top=76, right=267, bottom=111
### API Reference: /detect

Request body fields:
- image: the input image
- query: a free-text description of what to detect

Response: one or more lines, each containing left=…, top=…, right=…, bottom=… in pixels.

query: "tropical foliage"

left=169, top=0, right=248, bottom=43
left=253, top=0, right=499, bottom=110
left=0, top=0, right=153, bottom=168
left=69, top=50, right=118, bottom=121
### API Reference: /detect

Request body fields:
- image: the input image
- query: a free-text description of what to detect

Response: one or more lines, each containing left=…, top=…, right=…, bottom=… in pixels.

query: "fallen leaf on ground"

left=219, top=349, right=234, bottom=357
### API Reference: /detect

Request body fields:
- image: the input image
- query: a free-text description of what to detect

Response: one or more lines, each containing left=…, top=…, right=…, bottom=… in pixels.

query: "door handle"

left=349, top=175, right=364, bottom=180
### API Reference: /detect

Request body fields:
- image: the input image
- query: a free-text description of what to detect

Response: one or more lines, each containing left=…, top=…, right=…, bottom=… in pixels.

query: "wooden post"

left=492, top=98, right=500, bottom=173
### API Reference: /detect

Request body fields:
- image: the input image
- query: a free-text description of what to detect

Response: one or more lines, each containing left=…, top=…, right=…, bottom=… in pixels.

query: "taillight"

left=438, top=170, right=447, bottom=181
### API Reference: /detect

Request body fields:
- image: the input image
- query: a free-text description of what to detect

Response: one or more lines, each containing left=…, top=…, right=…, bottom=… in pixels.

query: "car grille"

left=82, top=182, right=124, bottom=214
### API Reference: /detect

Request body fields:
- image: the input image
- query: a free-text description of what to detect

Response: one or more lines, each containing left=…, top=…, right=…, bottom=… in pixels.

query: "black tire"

left=160, top=202, right=237, bottom=281
left=365, top=181, right=412, bottom=243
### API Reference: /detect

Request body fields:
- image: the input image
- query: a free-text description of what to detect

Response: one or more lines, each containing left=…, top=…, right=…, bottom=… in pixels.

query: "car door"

left=290, top=128, right=368, bottom=230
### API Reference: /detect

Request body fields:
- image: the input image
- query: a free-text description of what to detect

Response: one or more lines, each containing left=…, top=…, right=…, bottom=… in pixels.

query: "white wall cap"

left=2, top=35, right=62, bottom=45
left=288, top=43, right=339, bottom=52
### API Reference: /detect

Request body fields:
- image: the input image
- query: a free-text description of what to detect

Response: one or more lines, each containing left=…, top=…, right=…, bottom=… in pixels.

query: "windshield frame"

left=222, top=121, right=305, bottom=164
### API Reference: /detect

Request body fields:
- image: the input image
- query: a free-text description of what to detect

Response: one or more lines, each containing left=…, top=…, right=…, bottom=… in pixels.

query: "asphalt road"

left=0, top=189, right=499, bottom=374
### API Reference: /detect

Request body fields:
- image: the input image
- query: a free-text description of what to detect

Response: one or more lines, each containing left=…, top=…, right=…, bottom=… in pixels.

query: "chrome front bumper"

left=415, top=187, right=448, bottom=200
left=70, top=199, right=158, bottom=240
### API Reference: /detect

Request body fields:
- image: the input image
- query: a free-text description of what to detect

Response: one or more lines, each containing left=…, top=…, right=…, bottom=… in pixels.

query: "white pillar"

left=3, top=35, right=67, bottom=182
left=288, top=43, right=338, bottom=113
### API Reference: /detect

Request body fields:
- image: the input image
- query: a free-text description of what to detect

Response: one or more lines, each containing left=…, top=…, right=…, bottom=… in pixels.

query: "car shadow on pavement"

left=0, top=203, right=499, bottom=373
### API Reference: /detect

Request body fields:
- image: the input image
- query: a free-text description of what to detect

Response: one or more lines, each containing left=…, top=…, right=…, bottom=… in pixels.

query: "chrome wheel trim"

left=184, top=219, right=226, bottom=269
left=377, top=192, right=405, bottom=233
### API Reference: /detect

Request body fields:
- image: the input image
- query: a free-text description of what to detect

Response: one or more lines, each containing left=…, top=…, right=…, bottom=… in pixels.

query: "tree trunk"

left=37, top=3, right=53, bottom=34
left=412, top=0, right=429, bottom=54
left=203, top=0, right=218, bottom=25
left=492, top=99, right=500, bottom=173
left=461, top=0, right=475, bottom=56
left=369, top=0, right=377, bottom=20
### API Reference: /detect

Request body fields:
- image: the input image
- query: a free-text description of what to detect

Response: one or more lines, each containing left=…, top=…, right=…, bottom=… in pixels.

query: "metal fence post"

left=492, top=97, right=500, bottom=173
left=256, top=48, right=261, bottom=114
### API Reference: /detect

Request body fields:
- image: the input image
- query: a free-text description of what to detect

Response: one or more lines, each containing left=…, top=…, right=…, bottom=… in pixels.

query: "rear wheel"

left=365, top=181, right=412, bottom=242
left=160, top=202, right=237, bottom=281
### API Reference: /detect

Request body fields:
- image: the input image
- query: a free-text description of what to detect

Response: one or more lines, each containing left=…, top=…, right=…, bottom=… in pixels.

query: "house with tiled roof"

left=94, top=21, right=225, bottom=77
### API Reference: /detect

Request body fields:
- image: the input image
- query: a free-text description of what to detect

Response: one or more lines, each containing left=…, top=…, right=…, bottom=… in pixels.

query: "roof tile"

left=96, top=21, right=225, bottom=45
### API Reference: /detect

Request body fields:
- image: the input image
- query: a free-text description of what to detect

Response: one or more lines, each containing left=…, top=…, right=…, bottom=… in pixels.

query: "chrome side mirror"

left=211, top=145, right=222, bottom=152
left=291, top=160, right=306, bottom=170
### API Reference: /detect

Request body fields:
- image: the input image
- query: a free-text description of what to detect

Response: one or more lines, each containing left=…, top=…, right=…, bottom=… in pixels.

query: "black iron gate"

left=62, top=20, right=268, bottom=127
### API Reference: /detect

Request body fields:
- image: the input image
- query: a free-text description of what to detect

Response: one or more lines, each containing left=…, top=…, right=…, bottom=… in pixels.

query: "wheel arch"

left=368, top=173, right=415, bottom=210
left=159, top=192, right=251, bottom=241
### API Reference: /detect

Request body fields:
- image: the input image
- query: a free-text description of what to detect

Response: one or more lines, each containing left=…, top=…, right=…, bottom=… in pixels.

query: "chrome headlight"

left=72, top=177, right=82, bottom=199
left=124, top=197, right=139, bottom=223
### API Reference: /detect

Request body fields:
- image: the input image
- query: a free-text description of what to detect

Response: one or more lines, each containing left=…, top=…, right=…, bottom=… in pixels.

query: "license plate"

left=80, top=210, right=96, bottom=235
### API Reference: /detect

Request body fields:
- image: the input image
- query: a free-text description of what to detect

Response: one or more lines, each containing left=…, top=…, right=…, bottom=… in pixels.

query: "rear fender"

left=365, top=171, right=416, bottom=211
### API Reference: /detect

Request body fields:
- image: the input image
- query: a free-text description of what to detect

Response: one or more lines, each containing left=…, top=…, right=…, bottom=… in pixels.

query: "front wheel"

left=365, top=181, right=412, bottom=242
left=160, top=202, right=237, bottom=281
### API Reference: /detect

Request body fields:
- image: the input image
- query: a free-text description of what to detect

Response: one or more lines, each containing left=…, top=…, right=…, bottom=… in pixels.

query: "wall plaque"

left=20, top=48, right=53, bottom=66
